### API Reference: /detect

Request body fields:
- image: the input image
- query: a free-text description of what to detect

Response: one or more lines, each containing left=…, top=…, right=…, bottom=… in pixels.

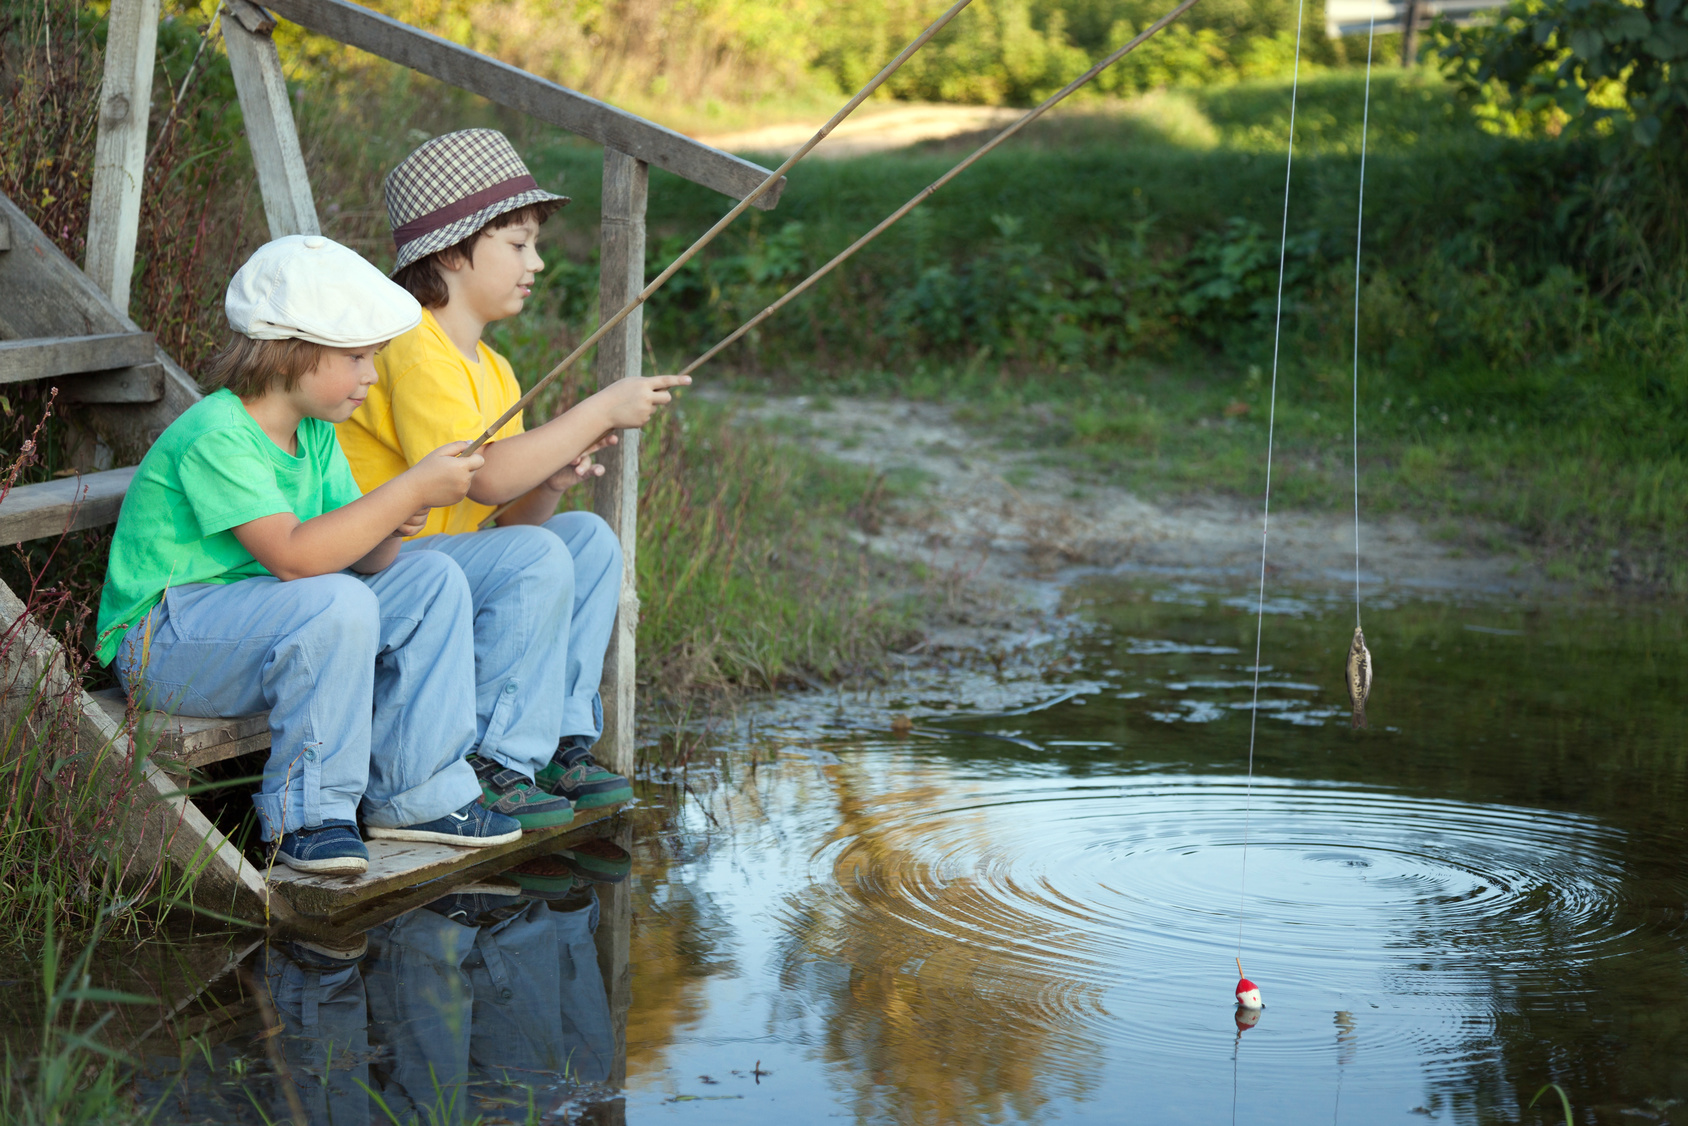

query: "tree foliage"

left=1437, top=0, right=1688, bottom=146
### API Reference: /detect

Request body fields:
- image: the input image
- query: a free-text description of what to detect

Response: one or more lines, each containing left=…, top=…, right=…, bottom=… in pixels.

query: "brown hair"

left=392, top=201, right=564, bottom=309
left=201, top=334, right=330, bottom=399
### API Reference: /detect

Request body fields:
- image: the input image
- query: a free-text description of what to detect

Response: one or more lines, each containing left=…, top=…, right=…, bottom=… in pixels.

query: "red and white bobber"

left=1235, top=959, right=1263, bottom=1010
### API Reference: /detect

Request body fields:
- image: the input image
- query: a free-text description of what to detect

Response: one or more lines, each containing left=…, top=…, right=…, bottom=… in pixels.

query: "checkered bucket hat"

left=384, top=129, right=568, bottom=273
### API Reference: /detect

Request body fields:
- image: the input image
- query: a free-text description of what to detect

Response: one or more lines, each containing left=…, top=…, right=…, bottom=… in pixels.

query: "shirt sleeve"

left=389, top=359, right=494, bottom=467
left=175, top=430, right=294, bottom=536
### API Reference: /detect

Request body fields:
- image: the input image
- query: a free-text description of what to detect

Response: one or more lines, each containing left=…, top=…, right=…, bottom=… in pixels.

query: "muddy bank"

left=713, top=393, right=1554, bottom=654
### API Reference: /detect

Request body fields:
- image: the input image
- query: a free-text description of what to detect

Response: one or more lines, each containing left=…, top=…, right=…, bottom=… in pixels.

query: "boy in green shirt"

left=97, top=235, right=522, bottom=874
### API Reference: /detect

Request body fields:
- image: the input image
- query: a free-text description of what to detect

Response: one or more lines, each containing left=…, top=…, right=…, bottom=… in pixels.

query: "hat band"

left=392, top=174, right=539, bottom=253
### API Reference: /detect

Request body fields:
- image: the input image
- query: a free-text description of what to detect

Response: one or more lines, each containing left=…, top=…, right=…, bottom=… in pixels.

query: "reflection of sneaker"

left=367, top=799, right=522, bottom=846
left=504, top=854, right=576, bottom=900
left=563, top=838, right=632, bottom=884
left=535, top=738, right=633, bottom=808
left=469, top=753, right=575, bottom=829
left=277, top=935, right=368, bottom=971
left=424, top=886, right=527, bottom=927
left=274, top=822, right=368, bottom=874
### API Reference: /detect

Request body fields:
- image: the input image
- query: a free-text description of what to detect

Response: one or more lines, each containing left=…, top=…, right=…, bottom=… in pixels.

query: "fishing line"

left=460, top=0, right=980, bottom=456
left=1236, top=0, right=1308, bottom=962
left=1351, top=11, right=1378, bottom=632
left=672, top=0, right=1205, bottom=380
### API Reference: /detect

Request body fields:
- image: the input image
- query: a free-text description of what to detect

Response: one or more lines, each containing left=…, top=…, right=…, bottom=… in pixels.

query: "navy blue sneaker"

left=366, top=800, right=522, bottom=847
left=274, top=821, right=368, bottom=874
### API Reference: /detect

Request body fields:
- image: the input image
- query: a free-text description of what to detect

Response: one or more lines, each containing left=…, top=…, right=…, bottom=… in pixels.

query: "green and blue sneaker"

left=562, top=838, right=632, bottom=884
left=504, top=854, right=577, bottom=900
left=535, top=738, right=633, bottom=809
left=467, top=752, right=575, bottom=829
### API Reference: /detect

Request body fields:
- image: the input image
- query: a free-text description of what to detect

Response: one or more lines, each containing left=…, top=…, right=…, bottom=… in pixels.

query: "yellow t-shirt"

left=338, top=308, right=525, bottom=538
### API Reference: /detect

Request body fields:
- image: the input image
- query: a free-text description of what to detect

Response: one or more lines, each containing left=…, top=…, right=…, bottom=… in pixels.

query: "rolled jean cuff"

left=253, top=787, right=359, bottom=841
left=359, top=757, right=482, bottom=829
left=561, top=693, right=603, bottom=743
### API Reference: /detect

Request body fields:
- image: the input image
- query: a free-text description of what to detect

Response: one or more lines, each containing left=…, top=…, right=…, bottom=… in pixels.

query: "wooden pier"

left=0, top=0, right=781, bottom=926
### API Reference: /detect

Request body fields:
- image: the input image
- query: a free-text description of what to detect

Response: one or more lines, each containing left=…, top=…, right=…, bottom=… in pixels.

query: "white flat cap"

left=226, top=235, right=422, bottom=348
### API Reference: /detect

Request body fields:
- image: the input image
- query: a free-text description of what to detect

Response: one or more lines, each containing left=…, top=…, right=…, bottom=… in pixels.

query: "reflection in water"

left=140, top=843, right=631, bottom=1125
left=106, top=575, right=1688, bottom=1124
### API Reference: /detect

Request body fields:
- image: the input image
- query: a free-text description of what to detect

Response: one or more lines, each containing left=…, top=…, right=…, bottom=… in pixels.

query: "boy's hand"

left=409, top=441, right=485, bottom=507
left=597, top=375, right=691, bottom=430
left=394, top=507, right=431, bottom=538
left=545, top=432, right=617, bottom=491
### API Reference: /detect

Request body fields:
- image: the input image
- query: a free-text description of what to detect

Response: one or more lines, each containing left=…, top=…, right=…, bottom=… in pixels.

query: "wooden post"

left=84, top=0, right=160, bottom=313
left=593, top=820, right=634, bottom=1093
left=592, top=148, right=646, bottom=778
left=1401, top=0, right=1423, bottom=65
left=223, top=0, right=319, bottom=238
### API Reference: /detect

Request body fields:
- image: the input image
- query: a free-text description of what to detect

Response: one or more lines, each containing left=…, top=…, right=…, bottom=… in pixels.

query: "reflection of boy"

left=364, top=885, right=616, bottom=1119
left=339, top=130, right=685, bottom=824
left=95, top=236, right=521, bottom=873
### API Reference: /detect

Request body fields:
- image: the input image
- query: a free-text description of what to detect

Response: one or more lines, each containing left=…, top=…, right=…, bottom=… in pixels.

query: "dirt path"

left=720, top=393, right=1550, bottom=650
left=696, top=104, right=1022, bottom=159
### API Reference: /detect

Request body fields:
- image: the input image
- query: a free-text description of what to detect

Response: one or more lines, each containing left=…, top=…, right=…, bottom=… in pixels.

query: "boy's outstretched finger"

left=648, top=374, right=692, bottom=391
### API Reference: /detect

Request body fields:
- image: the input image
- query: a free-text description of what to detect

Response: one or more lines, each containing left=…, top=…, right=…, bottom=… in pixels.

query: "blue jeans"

left=115, top=552, right=483, bottom=839
left=365, top=894, right=614, bottom=1120
left=401, top=511, right=621, bottom=779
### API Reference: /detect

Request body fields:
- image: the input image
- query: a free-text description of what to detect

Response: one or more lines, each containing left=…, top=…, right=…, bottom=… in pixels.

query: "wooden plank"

left=260, top=0, right=784, bottom=210
left=267, top=802, right=624, bottom=919
left=88, top=688, right=271, bottom=769
left=0, top=332, right=155, bottom=383
left=84, top=0, right=160, bottom=313
left=224, top=0, right=320, bottom=239
left=0, top=217, right=11, bottom=251
left=0, top=466, right=135, bottom=545
left=0, top=580, right=296, bottom=927
left=591, top=149, right=644, bottom=779
left=0, top=192, right=202, bottom=463
left=58, top=362, right=165, bottom=404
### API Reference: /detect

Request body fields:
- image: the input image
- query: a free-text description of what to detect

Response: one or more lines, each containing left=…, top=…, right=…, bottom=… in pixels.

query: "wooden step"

left=268, top=802, right=626, bottom=922
left=90, top=687, right=270, bottom=769
left=0, top=465, right=135, bottom=545
left=0, top=332, right=155, bottom=382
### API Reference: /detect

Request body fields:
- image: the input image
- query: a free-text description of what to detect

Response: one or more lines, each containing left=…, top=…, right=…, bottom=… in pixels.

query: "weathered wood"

left=58, top=362, right=165, bottom=404
left=89, top=688, right=271, bottom=770
left=591, top=149, right=645, bottom=779
left=0, top=217, right=11, bottom=251
left=0, top=332, right=155, bottom=383
left=0, top=467, right=135, bottom=545
left=0, top=581, right=294, bottom=926
left=593, top=820, right=633, bottom=1088
left=84, top=0, right=160, bottom=313
left=0, top=192, right=202, bottom=461
left=265, top=803, right=623, bottom=919
left=224, top=0, right=320, bottom=239
left=260, top=0, right=783, bottom=209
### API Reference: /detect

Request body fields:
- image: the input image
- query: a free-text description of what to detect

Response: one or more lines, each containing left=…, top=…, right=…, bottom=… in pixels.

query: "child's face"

left=292, top=344, right=383, bottom=422
left=449, top=219, right=543, bottom=323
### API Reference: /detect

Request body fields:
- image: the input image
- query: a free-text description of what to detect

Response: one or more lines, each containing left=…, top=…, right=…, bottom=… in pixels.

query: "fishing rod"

left=460, top=0, right=979, bottom=457
left=671, top=0, right=1205, bottom=380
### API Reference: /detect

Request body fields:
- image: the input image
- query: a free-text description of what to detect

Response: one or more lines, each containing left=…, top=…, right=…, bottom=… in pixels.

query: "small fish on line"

left=1346, top=626, right=1373, bottom=729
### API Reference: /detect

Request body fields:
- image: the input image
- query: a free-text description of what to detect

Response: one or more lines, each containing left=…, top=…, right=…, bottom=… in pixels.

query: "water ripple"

left=791, top=772, right=1654, bottom=1084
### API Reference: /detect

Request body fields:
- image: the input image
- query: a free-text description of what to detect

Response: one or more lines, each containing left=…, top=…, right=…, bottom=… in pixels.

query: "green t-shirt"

left=94, top=389, right=363, bottom=666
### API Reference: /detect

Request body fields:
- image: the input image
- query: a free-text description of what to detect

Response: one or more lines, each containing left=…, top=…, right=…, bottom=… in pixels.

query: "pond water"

left=119, top=571, right=1687, bottom=1125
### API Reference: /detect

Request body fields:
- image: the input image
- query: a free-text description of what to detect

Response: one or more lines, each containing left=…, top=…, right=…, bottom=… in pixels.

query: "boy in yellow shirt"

left=338, top=130, right=687, bottom=827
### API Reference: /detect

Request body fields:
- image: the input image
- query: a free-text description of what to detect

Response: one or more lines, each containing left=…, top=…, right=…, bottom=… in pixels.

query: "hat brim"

left=391, top=188, right=569, bottom=274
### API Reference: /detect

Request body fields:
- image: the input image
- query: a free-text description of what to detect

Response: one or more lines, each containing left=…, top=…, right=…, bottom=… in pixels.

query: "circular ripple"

left=793, top=772, right=1670, bottom=1085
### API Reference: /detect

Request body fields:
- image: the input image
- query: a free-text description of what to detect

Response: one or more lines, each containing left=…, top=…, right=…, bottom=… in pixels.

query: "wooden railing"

left=83, top=0, right=786, bottom=775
